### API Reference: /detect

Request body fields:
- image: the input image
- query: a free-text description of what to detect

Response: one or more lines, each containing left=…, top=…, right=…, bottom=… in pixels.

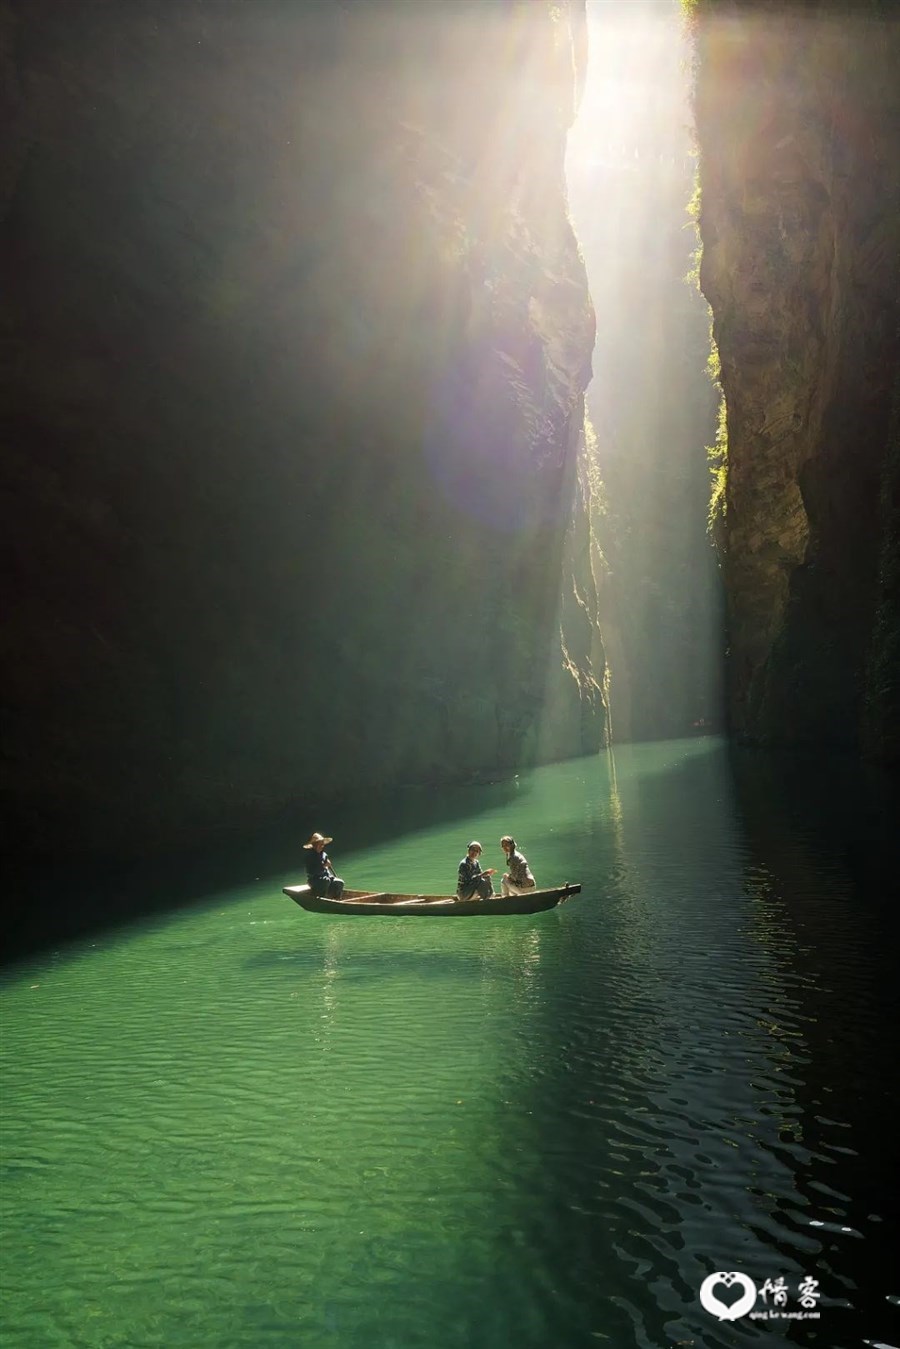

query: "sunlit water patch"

left=3, top=739, right=899, bottom=1347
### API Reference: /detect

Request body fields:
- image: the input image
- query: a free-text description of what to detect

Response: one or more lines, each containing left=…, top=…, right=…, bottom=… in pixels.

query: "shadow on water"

left=729, top=746, right=900, bottom=1345
left=728, top=743, right=900, bottom=927
left=516, top=741, right=900, bottom=1347
left=2, top=775, right=527, bottom=966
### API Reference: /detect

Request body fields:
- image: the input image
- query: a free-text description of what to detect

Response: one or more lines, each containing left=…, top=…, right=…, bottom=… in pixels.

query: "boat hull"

left=283, top=883, right=581, bottom=916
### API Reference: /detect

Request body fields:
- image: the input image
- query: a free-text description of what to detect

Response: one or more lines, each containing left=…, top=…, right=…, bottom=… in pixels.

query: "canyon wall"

left=1, top=0, right=606, bottom=862
left=691, top=0, right=900, bottom=758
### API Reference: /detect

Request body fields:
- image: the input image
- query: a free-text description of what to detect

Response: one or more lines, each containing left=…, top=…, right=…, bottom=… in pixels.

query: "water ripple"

left=3, top=743, right=900, bottom=1346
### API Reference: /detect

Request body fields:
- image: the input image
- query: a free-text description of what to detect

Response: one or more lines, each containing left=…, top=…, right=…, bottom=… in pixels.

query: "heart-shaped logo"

left=700, top=1271, right=758, bottom=1321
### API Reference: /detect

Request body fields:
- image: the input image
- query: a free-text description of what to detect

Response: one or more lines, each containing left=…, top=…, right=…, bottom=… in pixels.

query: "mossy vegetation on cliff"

left=706, top=388, right=728, bottom=537
left=685, top=178, right=727, bottom=539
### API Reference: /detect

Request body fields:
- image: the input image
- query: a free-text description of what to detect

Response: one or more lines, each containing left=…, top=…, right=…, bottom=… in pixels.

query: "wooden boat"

left=283, top=882, right=581, bottom=917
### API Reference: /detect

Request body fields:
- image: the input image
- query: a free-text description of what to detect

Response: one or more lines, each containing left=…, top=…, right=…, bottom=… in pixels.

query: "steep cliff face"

left=692, top=1, right=900, bottom=757
left=1, top=0, right=604, bottom=860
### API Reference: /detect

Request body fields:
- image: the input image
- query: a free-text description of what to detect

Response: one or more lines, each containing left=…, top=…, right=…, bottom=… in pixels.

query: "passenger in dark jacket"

left=457, top=841, right=495, bottom=901
left=303, top=832, right=345, bottom=899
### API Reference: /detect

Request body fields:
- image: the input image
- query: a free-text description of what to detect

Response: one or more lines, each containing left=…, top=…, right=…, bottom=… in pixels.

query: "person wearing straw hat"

left=303, top=832, right=344, bottom=899
left=456, top=841, right=496, bottom=901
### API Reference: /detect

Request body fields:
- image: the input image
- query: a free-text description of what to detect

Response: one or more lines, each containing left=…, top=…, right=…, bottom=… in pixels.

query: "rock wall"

left=0, top=0, right=605, bottom=861
left=691, top=0, right=900, bottom=757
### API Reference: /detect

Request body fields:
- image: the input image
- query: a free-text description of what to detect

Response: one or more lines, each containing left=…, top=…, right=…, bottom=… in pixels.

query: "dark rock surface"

left=1, top=0, right=605, bottom=864
left=691, top=0, right=900, bottom=759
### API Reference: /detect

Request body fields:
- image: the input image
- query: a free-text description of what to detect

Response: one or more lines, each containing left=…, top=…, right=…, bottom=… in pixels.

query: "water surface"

left=2, top=738, right=899, bottom=1347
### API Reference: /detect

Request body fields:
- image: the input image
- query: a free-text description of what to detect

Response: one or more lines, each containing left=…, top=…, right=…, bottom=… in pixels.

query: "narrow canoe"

left=283, top=883, right=581, bottom=917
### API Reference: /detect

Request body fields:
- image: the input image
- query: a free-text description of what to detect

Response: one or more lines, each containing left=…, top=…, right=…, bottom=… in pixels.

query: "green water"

left=2, top=739, right=899, bottom=1347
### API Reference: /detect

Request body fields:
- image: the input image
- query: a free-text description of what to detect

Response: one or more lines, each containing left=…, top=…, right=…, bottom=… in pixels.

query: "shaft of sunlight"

left=564, top=0, right=723, bottom=744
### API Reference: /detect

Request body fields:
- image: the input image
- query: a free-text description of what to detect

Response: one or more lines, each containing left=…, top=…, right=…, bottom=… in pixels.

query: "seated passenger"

left=303, top=832, right=345, bottom=899
left=499, top=835, right=536, bottom=897
left=457, top=841, right=495, bottom=901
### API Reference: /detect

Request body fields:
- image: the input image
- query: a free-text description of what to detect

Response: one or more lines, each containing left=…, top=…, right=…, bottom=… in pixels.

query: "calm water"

left=2, top=738, right=899, bottom=1348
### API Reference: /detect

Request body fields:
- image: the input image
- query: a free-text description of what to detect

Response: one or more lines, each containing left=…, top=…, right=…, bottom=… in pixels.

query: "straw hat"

left=303, top=832, right=333, bottom=849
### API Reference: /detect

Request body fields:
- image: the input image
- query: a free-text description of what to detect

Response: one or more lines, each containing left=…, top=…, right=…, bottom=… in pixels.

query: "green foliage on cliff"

left=684, top=177, right=726, bottom=538
left=685, top=179, right=703, bottom=288
left=582, top=415, right=608, bottom=517
left=707, top=387, right=728, bottom=535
